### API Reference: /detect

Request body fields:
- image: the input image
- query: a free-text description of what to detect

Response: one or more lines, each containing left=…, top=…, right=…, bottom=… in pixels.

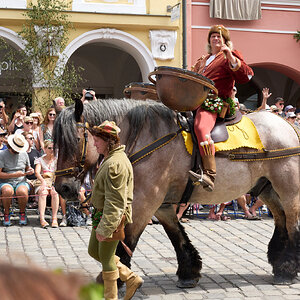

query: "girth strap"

left=129, top=128, right=183, bottom=165
left=216, top=146, right=300, bottom=161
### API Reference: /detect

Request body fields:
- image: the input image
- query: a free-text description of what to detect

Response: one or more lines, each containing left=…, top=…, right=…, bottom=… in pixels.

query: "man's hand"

left=262, top=87, right=272, bottom=100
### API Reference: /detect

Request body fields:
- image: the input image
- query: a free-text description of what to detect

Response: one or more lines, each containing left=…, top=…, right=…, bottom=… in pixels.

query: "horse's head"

left=54, top=98, right=99, bottom=201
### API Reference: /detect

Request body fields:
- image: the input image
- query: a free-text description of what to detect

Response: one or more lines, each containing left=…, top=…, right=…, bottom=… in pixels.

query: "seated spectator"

left=0, top=128, right=7, bottom=151
left=236, top=194, right=260, bottom=220
left=249, top=197, right=265, bottom=217
left=22, top=131, right=41, bottom=208
left=34, top=140, right=59, bottom=228
left=207, top=202, right=231, bottom=221
left=0, top=134, right=34, bottom=226
left=7, top=104, right=27, bottom=134
left=0, top=99, right=9, bottom=130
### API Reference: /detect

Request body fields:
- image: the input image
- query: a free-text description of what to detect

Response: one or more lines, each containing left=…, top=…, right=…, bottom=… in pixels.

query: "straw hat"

left=7, top=134, right=29, bottom=153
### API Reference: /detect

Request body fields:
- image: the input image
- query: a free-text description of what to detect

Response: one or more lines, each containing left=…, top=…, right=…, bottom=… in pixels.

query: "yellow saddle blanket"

left=181, top=116, right=264, bottom=155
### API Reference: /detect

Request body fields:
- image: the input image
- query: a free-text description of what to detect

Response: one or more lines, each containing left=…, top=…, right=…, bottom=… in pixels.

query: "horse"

left=54, top=97, right=300, bottom=287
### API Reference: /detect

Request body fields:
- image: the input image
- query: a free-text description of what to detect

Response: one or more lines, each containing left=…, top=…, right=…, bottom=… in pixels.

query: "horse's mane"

left=53, top=98, right=176, bottom=159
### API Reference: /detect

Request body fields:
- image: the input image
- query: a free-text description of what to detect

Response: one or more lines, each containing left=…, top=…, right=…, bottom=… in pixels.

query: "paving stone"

left=1, top=214, right=300, bottom=299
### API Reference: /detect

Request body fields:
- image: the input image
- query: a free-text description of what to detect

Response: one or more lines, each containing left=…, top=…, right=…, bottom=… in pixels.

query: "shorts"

left=0, top=182, right=31, bottom=194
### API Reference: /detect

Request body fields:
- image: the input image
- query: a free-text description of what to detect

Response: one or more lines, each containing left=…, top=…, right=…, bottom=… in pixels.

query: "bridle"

left=55, top=121, right=89, bottom=179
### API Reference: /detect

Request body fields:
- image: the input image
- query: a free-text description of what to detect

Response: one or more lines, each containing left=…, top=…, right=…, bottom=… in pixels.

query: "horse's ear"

left=74, top=98, right=83, bottom=122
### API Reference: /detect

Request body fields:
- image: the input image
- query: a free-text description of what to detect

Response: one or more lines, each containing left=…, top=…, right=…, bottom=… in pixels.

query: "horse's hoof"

left=273, top=276, right=294, bottom=285
left=176, top=278, right=199, bottom=288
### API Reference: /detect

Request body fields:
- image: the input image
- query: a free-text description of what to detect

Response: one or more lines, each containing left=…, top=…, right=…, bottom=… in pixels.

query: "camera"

left=85, top=88, right=94, bottom=100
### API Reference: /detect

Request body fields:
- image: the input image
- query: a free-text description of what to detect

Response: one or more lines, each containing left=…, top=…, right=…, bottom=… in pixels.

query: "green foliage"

left=294, top=30, right=300, bottom=43
left=79, top=283, right=104, bottom=300
left=0, top=0, right=83, bottom=110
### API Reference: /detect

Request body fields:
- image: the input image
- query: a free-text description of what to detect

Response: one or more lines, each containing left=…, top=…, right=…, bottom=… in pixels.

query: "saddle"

left=178, top=110, right=243, bottom=144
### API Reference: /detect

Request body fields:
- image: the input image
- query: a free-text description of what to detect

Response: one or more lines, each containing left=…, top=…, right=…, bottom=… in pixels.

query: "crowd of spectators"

left=0, top=98, right=76, bottom=227
left=0, top=89, right=98, bottom=228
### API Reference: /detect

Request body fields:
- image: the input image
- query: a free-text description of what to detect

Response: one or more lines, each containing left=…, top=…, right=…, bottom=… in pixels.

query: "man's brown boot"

left=115, top=256, right=143, bottom=300
left=102, top=269, right=119, bottom=300
left=188, top=154, right=216, bottom=192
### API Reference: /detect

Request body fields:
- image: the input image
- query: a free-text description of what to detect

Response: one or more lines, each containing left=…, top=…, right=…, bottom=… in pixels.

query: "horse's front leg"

left=155, top=203, right=202, bottom=288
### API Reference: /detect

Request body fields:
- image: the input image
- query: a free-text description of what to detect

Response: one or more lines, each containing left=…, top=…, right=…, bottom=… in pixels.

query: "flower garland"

left=201, top=93, right=236, bottom=117
left=92, top=211, right=103, bottom=230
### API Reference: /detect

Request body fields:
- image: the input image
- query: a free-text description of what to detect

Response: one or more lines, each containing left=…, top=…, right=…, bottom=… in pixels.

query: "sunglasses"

left=49, top=113, right=56, bottom=116
left=279, top=103, right=284, bottom=106
left=47, top=147, right=53, bottom=150
left=27, top=137, right=34, bottom=140
left=25, top=122, right=33, bottom=125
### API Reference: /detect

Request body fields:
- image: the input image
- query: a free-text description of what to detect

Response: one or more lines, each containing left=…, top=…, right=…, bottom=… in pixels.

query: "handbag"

left=104, top=215, right=126, bottom=241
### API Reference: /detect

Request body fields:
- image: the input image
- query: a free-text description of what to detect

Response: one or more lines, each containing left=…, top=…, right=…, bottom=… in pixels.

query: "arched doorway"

left=0, top=27, right=32, bottom=115
left=57, top=28, right=156, bottom=99
left=236, top=64, right=300, bottom=110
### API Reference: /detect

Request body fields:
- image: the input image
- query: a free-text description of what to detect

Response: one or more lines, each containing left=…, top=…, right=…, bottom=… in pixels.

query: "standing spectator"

left=15, top=116, right=33, bottom=135
left=81, top=88, right=97, bottom=104
left=0, top=134, right=34, bottom=226
left=0, top=99, right=9, bottom=130
left=7, top=104, right=27, bottom=134
left=30, top=112, right=42, bottom=152
left=39, top=108, right=56, bottom=152
left=286, top=112, right=300, bottom=129
left=257, top=87, right=272, bottom=111
left=231, top=86, right=239, bottom=109
left=274, top=97, right=285, bottom=117
left=270, top=105, right=279, bottom=115
left=53, top=97, right=66, bottom=115
left=34, top=140, right=59, bottom=228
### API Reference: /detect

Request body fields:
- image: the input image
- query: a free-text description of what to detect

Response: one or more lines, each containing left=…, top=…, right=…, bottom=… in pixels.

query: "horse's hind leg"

left=260, top=182, right=299, bottom=284
left=155, top=203, right=202, bottom=288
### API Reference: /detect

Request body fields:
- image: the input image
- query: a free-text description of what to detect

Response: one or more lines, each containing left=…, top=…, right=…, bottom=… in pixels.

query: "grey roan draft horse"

left=54, top=98, right=300, bottom=287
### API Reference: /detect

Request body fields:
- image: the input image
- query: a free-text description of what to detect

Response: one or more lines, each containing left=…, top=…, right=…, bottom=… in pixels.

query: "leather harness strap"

left=216, top=146, right=300, bottom=161
left=128, top=128, right=184, bottom=165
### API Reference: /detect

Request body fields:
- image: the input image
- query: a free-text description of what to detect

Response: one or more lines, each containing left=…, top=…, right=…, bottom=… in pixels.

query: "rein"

left=55, top=122, right=89, bottom=178
left=128, top=128, right=184, bottom=165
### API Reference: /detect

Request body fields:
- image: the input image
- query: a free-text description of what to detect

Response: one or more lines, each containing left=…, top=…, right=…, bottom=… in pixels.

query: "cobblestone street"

left=1, top=211, right=300, bottom=299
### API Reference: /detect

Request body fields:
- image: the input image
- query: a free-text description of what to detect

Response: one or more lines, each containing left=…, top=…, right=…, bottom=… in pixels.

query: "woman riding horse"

left=189, top=25, right=254, bottom=191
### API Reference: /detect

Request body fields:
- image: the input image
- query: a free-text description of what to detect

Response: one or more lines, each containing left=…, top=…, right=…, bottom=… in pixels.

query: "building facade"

left=187, top=0, right=300, bottom=108
left=0, top=0, right=183, bottom=113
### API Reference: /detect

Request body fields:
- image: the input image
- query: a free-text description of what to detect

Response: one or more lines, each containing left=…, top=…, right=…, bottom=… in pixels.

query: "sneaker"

left=3, top=214, right=11, bottom=226
left=19, top=213, right=28, bottom=226
left=60, top=215, right=67, bottom=227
